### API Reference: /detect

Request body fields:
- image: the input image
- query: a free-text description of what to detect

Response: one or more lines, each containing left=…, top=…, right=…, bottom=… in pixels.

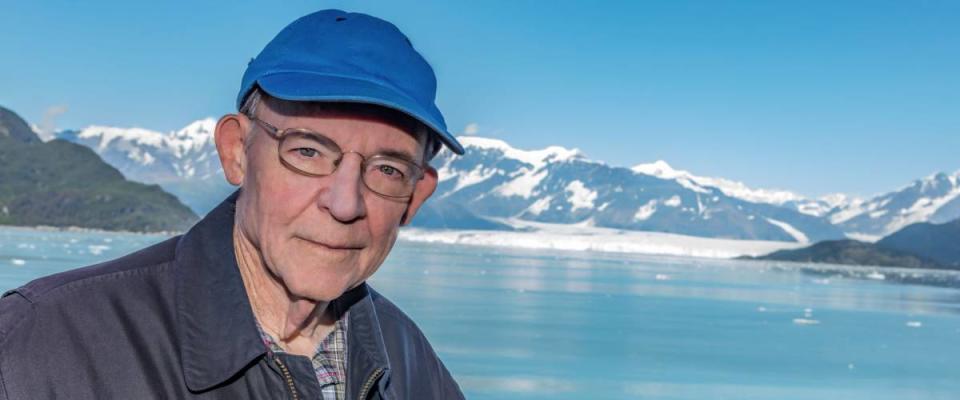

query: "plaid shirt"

left=257, top=314, right=349, bottom=400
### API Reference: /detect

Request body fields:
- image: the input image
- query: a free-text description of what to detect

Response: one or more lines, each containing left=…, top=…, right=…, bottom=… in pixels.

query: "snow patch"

left=867, top=209, right=888, bottom=218
left=634, top=200, right=658, bottom=221
left=663, top=195, right=682, bottom=207
left=883, top=186, right=960, bottom=233
left=526, top=196, right=553, bottom=216
left=564, top=181, right=597, bottom=211
left=495, top=169, right=548, bottom=198
left=844, top=232, right=883, bottom=243
left=449, top=165, right=497, bottom=193
left=764, top=218, right=810, bottom=243
left=829, top=198, right=869, bottom=224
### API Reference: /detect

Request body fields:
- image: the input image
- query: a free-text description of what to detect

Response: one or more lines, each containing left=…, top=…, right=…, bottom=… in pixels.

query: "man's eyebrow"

left=375, top=148, right=419, bottom=163
left=290, top=130, right=343, bottom=152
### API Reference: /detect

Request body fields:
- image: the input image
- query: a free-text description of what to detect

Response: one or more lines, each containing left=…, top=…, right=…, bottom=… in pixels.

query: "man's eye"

left=377, top=165, right=404, bottom=178
left=296, top=148, right=319, bottom=158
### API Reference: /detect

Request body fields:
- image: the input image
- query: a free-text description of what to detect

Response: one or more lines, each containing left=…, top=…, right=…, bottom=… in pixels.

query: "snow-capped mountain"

left=56, top=119, right=235, bottom=214
left=425, top=136, right=846, bottom=243
left=59, top=118, right=219, bottom=181
left=53, top=119, right=958, bottom=243
left=629, top=160, right=845, bottom=218
left=828, top=171, right=960, bottom=239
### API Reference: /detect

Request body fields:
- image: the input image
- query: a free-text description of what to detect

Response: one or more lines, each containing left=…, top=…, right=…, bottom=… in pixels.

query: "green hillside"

left=0, top=106, right=198, bottom=232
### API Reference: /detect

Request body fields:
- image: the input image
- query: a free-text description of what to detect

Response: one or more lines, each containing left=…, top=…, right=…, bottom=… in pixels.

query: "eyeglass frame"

left=243, top=113, right=427, bottom=199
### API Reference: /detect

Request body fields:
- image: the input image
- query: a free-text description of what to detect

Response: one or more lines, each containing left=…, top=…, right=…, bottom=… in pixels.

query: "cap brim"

left=253, top=72, right=464, bottom=155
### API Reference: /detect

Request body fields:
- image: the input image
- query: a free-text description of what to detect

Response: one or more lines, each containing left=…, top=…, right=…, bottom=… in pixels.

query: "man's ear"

left=400, top=166, right=438, bottom=226
left=215, top=114, right=250, bottom=186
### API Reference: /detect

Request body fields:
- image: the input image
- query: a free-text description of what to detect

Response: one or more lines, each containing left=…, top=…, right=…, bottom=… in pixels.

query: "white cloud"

left=462, top=122, right=480, bottom=135
left=34, top=104, right=68, bottom=141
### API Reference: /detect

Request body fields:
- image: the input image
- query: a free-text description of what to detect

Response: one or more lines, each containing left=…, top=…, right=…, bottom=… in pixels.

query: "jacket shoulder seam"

left=0, top=292, right=32, bottom=346
left=0, top=317, right=9, bottom=400
left=27, top=261, right=174, bottom=303
left=13, top=237, right=180, bottom=302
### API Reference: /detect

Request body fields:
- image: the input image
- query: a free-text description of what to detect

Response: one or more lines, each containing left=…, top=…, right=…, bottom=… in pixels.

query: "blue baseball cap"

left=237, top=9, right=464, bottom=155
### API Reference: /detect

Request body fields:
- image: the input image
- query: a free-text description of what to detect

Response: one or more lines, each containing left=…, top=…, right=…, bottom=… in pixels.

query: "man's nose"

left=317, top=153, right=367, bottom=222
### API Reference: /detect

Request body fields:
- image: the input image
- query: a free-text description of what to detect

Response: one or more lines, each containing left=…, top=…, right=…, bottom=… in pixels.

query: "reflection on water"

left=2, top=227, right=959, bottom=400
left=377, top=241, right=960, bottom=400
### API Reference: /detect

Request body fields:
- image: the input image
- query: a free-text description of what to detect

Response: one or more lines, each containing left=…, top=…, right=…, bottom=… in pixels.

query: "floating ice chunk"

left=812, top=278, right=831, bottom=285
left=16, top=243, right=35, bottom=249
left=905, top=321, right=923, bottom=328
left=654, top=274, right=670, bottom=281
left=793, top=318, right=820, bottom=325
left=88, top=245, right=111, bottom=256
left=756, top=306, right=767, bottom=312
left=10, top=259, right=26, bottom=266
left=866, top=272, right=886, bottom=280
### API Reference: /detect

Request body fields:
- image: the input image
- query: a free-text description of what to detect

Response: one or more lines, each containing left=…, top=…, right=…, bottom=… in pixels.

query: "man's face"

left=226, top=103, right=436, bottom=302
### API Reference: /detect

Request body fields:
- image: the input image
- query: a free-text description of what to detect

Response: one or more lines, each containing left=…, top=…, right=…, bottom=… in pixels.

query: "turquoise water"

left=2, top=226, right=959, bottom=399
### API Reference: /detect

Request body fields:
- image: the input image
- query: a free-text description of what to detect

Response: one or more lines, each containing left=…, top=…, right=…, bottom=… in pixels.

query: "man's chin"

left=285, top=279, right=354, bottom=303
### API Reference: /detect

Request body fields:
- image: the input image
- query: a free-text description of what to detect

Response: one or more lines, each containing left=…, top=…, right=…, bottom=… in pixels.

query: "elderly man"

left=0, top=9, right=465, bottom=400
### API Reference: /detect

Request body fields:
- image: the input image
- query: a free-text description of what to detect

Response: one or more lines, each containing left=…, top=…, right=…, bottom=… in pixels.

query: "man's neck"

left=233, top=224, right=336, bottom=357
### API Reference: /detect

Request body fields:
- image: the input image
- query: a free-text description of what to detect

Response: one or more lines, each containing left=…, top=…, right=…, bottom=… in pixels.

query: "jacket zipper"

left=359, top=367, right=385, bottom=399
left=273, top=355, right=300, bottom=400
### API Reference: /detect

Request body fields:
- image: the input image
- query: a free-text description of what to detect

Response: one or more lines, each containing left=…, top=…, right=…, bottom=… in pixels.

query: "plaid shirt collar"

left=257, top=313, right=349, bottom=400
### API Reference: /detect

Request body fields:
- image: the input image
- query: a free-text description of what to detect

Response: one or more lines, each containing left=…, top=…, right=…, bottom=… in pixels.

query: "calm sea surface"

left=2, top=226, right=959, bottom=400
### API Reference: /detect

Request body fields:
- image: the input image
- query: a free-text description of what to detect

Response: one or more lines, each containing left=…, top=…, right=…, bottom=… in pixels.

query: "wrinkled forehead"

left=261, top=96, right=429, bottom=146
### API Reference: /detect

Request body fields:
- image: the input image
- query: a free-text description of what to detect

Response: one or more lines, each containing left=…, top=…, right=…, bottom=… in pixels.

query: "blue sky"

left=2, top=0, right=957, bottom=198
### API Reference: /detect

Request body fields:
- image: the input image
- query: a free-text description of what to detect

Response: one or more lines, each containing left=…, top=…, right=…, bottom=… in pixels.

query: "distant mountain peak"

left=919, top=170, right=960, bottom=190
left=79, top=125, right=167, bottom=150
left=632, top=160, right=808, bottom=207
left=77, top=117, right=218, bottom=159
left=830, top=169, right=960, bottom=237
left=0, top=105, right=41, bottom=143
left=630, top=160, right=679, bottom=178
left=458, top=136, right=584, bottom=169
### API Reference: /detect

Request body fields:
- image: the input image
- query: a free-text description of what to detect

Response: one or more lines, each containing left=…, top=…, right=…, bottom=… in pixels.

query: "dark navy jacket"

left=0, top=194, right=464, bottom=399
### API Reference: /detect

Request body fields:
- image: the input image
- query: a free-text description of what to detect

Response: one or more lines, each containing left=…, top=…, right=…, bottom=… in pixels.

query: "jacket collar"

left=345, top=286, right=394, bottom=398
left=174, top=191, right=392, bottom=392
left=175, top=191, right=264, bottom=392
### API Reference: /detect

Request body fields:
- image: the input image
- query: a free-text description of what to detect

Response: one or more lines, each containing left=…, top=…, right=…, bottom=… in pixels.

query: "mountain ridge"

left=50, top=119, right=960, bottom=242
left=0, top=106, right=198, bottom=232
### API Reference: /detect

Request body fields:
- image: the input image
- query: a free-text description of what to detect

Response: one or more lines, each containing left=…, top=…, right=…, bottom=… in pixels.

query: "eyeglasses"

left=245, top=114, right=426, bottom=199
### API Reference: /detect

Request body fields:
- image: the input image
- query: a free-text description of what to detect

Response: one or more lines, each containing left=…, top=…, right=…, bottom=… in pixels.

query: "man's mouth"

left=296, top=236, right=364, bottom=251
